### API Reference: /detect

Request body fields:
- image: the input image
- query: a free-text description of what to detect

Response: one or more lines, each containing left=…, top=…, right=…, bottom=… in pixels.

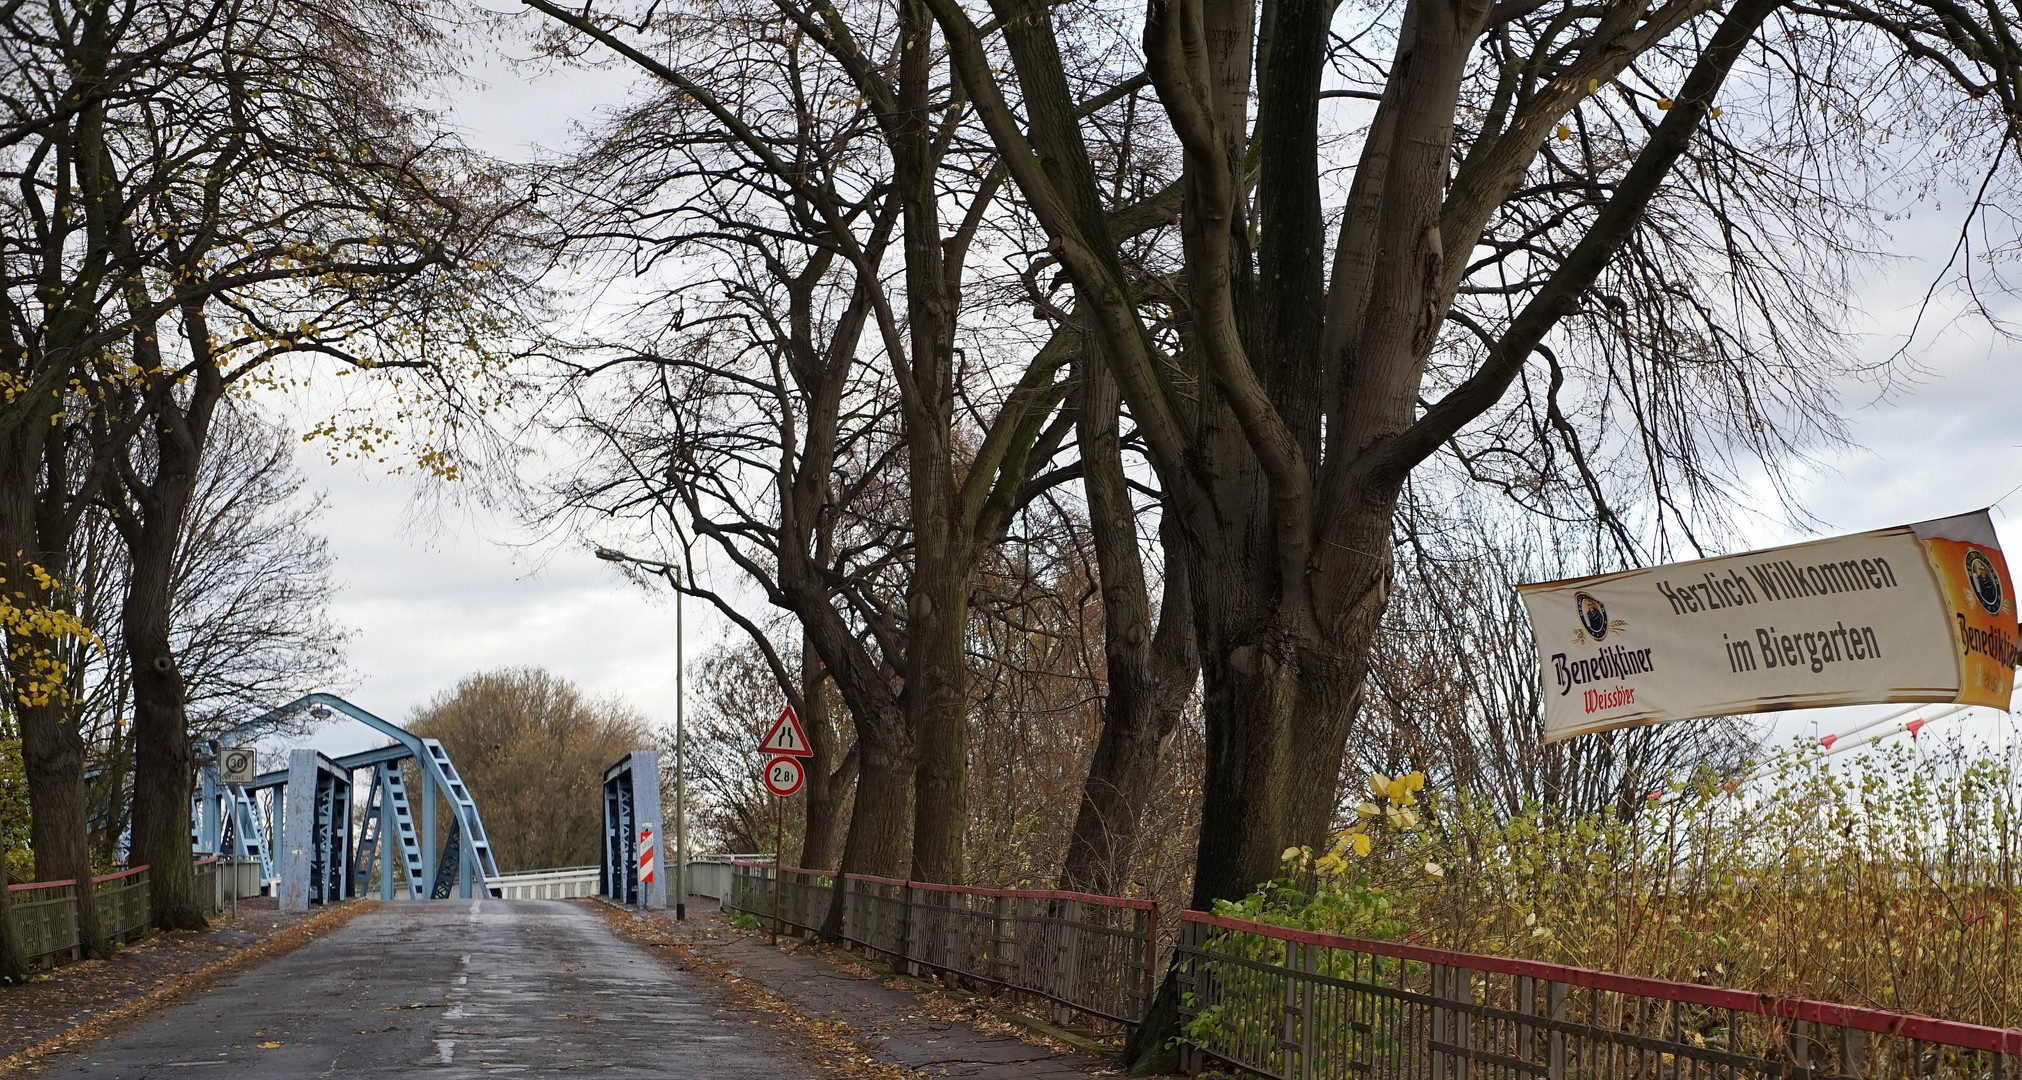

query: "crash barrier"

left=1174, top=910, right=2022, bottom=1080
left=487, top=865, right=601, bottom=899
left=725, top=861, right=1156, bottom=1027
left=8, top=857, right=246, bottom=970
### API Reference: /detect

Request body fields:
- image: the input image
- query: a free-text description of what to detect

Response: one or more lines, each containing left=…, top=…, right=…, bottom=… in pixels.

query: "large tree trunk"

left=17, top=697, right=108, bottom=955
left=1059, top=361, right=1199, bottom=895
left=122, top=548, right=205, bottom=931
left=781, top=556, right=918, bottom=937
left=905, top=537, right=970, bottom=883
left=117, top=305, right=222, bottom=932
left=820, top=719, right=913, bottom=938
left=796, top=639, right=856, bottom=870
left=0, top=854, right=25, bottom=981
left=0, top=422, right=112, bottom=959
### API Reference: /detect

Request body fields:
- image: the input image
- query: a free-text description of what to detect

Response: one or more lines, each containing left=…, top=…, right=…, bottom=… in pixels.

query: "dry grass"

left=1365, top=740, right=2020, bottom=1026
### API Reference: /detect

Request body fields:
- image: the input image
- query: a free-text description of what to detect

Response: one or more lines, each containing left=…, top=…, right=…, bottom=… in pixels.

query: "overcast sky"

left=257, top=10, right=2021, bottom=760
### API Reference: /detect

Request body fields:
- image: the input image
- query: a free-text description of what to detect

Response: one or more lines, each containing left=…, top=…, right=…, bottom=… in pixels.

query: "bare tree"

left=73, top=402, right=350, bottom=861
left=32, top=0, right=525, bottom=930
left=529, top=0, right=1184, bottom=889
left=898, top=0, right=2022, bottom=1054
left=409, top=669, right=650, bottom=871
left=1057, top=357, right=1200, bottom=894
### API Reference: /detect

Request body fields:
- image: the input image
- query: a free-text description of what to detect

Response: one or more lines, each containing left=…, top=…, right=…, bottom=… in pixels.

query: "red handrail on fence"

left=8, top=863, right=152, bottom=893
left=732, top=861, right=1160, bottom=977
left=1182, top=910, right=2022, bottom=1057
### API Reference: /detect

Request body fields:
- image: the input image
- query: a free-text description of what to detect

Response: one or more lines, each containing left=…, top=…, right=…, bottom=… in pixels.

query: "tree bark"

left=119, top=490, right=206, bottom=931
left=819, top=709, right=913, bottom=938
left=18, top=697, right=107, bottom=953
left=113, top=305, right=223, bottom=932
left=1059, top=358, right=1199, bottom=895
left=0, top=412, right=112, bottom=960
left=0, top=854, right=25, bottom=980
left=905, top=539, right=970, bottom=883
left=796, top=639, right=857, bottom=870
left=888, top=0, right=974, bottom=887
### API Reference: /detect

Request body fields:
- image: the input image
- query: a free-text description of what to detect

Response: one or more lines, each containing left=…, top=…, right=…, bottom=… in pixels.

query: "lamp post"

left=597, top=545, right=688, bottom=919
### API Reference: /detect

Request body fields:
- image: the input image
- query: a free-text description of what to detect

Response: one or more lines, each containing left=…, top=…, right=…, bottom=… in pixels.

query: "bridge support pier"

left=601, top=752, right=667, bottom=909
left=279, top=749, right=353, bottom=912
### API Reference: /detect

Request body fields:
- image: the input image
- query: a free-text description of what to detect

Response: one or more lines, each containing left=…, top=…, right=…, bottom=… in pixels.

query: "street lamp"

left=596, top=544, right=689, bottom=920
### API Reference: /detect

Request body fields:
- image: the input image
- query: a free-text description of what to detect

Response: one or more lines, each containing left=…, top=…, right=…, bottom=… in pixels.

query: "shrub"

left=1225, top=742, right=2020, bottom=1027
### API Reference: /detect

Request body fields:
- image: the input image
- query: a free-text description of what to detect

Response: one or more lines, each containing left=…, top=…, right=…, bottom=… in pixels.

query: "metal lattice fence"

left=1175, top=911, right=2022, bottom=1080
left=726, top=861, right=1156, bottom=1027
left=8, top=859, right=236, bottom=970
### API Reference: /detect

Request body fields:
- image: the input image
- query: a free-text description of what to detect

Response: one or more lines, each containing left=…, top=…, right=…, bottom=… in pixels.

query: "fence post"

left=1138, top=906, right=1154, bottom=1021
left=1281, top=941, right=1301, bottom=1080
left=1455, top=967, right=1475, bottom=1080
left=1431, top=964, right=1449, bottom=1080
left=1789, top=1019, right=1812, bottom=1077
left=1175, top=919, right=1202, bottom=1076
left=1517, top=976, right=1535, bottom=1072
left=991, top=893, right=1011, bottom=985
left=1052, top=899, right=1084, bottom=1026
left=1547, top=981, right=1566, bottom=1080
left=1839, top=1025, right=1865, bottom=1080
left=901, top=881, right=920, bottom=977
left=1299, top=944, right=1317, bottom=1080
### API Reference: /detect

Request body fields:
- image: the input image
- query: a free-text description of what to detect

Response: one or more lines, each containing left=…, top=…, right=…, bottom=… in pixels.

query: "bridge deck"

left=23, top=900, right=832, bottom=1078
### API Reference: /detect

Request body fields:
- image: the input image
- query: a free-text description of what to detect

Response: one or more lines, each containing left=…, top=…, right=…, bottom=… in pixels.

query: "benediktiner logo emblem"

left=1964, top=548, right=2003, bottom=615
left=1575, top=592, right=1609, bottom=642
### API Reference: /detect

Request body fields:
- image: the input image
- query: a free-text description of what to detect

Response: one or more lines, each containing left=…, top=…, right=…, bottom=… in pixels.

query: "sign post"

left=759, top=706, right=813, bottom=944
left=773, top=790, right=782, bottom=944
left=218, top=748, right=255, bottom=921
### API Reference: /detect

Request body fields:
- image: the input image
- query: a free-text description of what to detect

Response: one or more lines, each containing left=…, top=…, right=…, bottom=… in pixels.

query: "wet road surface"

left=29, top=899, right=828, bottom=1078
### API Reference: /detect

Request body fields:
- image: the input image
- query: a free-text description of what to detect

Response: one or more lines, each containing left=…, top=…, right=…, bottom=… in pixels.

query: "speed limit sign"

left=219, top=747, right=257, bottom=785
left=761, top=755, right=805, bottom=797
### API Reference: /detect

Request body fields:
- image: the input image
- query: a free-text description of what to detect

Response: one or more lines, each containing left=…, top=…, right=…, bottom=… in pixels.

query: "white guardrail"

left=485, top=865, right=601, bottom=900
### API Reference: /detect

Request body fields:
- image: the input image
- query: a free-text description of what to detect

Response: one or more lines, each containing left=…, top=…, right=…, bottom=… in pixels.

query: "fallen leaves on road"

left=593, top=903, right=923, bottom=1080
left=0, top=900, right=376, bottom=1077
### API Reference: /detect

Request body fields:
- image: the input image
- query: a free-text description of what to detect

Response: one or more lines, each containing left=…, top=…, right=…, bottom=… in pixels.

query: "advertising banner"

left=1517, top=511, right=2018, bottom=742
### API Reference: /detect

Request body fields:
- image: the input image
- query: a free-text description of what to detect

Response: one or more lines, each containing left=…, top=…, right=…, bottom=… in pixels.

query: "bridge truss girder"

left=194, top=693, right=503, bottom=909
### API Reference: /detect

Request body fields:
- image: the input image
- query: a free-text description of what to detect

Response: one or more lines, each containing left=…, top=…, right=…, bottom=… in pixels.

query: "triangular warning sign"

left=759, top=705, right=814, bottom=757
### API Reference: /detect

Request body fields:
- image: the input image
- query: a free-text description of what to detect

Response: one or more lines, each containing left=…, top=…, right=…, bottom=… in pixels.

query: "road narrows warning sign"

left=759, top=706, right=814, bottom=757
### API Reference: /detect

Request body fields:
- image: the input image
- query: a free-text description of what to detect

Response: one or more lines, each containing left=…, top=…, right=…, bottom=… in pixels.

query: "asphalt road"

left=29, top=899, right=826, bottom=1078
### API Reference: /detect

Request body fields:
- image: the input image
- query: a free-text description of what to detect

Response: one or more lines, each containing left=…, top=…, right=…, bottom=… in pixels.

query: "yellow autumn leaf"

left=1369, top=774, right=1391, bottom=799
left=1658, top=97, right=1674, bottom=110
left=1351, top=833, right=1373, bottom=857
left=1556, top=124, right=1571, bottom=140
